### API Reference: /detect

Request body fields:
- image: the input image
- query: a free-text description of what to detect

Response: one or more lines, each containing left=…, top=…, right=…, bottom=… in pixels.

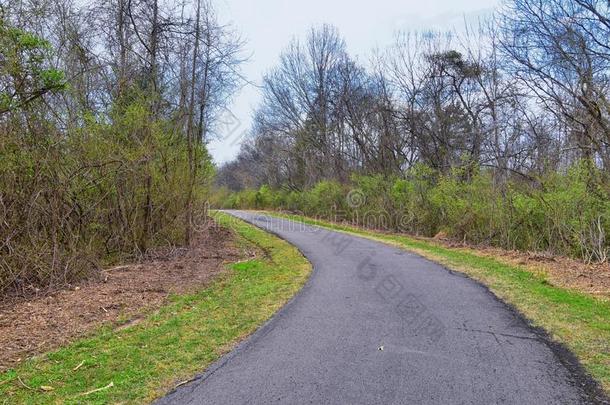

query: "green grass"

left=0, top=212, right=311, bottom=404
left=266, top=211, right=610, bottom=394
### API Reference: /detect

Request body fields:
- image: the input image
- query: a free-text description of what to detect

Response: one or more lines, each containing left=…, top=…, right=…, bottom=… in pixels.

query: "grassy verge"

left=0, top=212, right=311, bottom=404
left=266, top=211, right=610, bottom=394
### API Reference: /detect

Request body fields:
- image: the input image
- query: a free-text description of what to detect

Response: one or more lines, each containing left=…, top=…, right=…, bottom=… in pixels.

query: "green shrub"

left=391, top=164, right=439, bottom=235
left=212, top=161, right=610, bottom=262
left=0, top=95, right=213, bottom=294
left=302, top=180, right=347, bottom=217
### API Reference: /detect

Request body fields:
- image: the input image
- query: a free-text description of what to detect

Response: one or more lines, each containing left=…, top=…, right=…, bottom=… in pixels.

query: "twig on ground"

left=16, top=375, right=32, bottom=390
left=76, top=381, right=114, bottom=397
left=174, top=379, right=192, bottom=389
left=72, top=360, right=85, bottom=371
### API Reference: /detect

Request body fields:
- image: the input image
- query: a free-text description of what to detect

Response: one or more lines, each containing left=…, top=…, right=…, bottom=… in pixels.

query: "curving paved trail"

left=157, top=211, right=599, bottom=405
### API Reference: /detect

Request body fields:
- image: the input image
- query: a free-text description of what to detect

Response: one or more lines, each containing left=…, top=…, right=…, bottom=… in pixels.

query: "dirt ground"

left=431, top=236, right=610, bottom=300
left=0, top=223, right=241, bottom=372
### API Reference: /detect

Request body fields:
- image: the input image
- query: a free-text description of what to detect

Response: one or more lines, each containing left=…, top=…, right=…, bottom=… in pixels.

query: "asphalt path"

left=157, top=210, right=602, bottom=404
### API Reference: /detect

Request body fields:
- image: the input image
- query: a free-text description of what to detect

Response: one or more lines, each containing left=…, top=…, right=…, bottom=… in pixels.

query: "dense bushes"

left=0, top=98, right=213, bottom=295
left=0, top=25, right=214, bottom=294
left=0, top=0, right=249, bottom=298
left=214, top=163, right=610, bottom=263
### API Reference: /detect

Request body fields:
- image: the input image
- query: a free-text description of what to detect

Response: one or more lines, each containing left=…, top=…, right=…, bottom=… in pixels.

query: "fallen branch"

left=72, top=360, right=85, bottom=371
left=16, top=376, right=32, bottom=390
left=76, top=382, right=114, bottom=397
left=174, top=379, right=192, bottom=389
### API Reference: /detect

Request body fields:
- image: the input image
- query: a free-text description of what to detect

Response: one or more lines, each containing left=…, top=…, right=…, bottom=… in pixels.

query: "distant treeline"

left=219, top=1, right=610, bottom=191
left=214, top=162, right=609, bottom=263
left=216, top=0, right=610, bottom=262
left=0, top=0, right=243, bottom=296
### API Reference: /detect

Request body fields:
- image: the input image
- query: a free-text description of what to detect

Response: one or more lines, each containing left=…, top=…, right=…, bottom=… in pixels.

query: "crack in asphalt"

left=455, top=327, right=541, bottom=341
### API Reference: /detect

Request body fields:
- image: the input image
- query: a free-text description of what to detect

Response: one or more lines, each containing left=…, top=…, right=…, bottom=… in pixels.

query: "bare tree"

left=501, top=0, right=610, bottom=169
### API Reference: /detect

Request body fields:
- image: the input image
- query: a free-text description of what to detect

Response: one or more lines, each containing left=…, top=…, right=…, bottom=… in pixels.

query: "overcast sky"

left=208, top=0, right=501, bottom=164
